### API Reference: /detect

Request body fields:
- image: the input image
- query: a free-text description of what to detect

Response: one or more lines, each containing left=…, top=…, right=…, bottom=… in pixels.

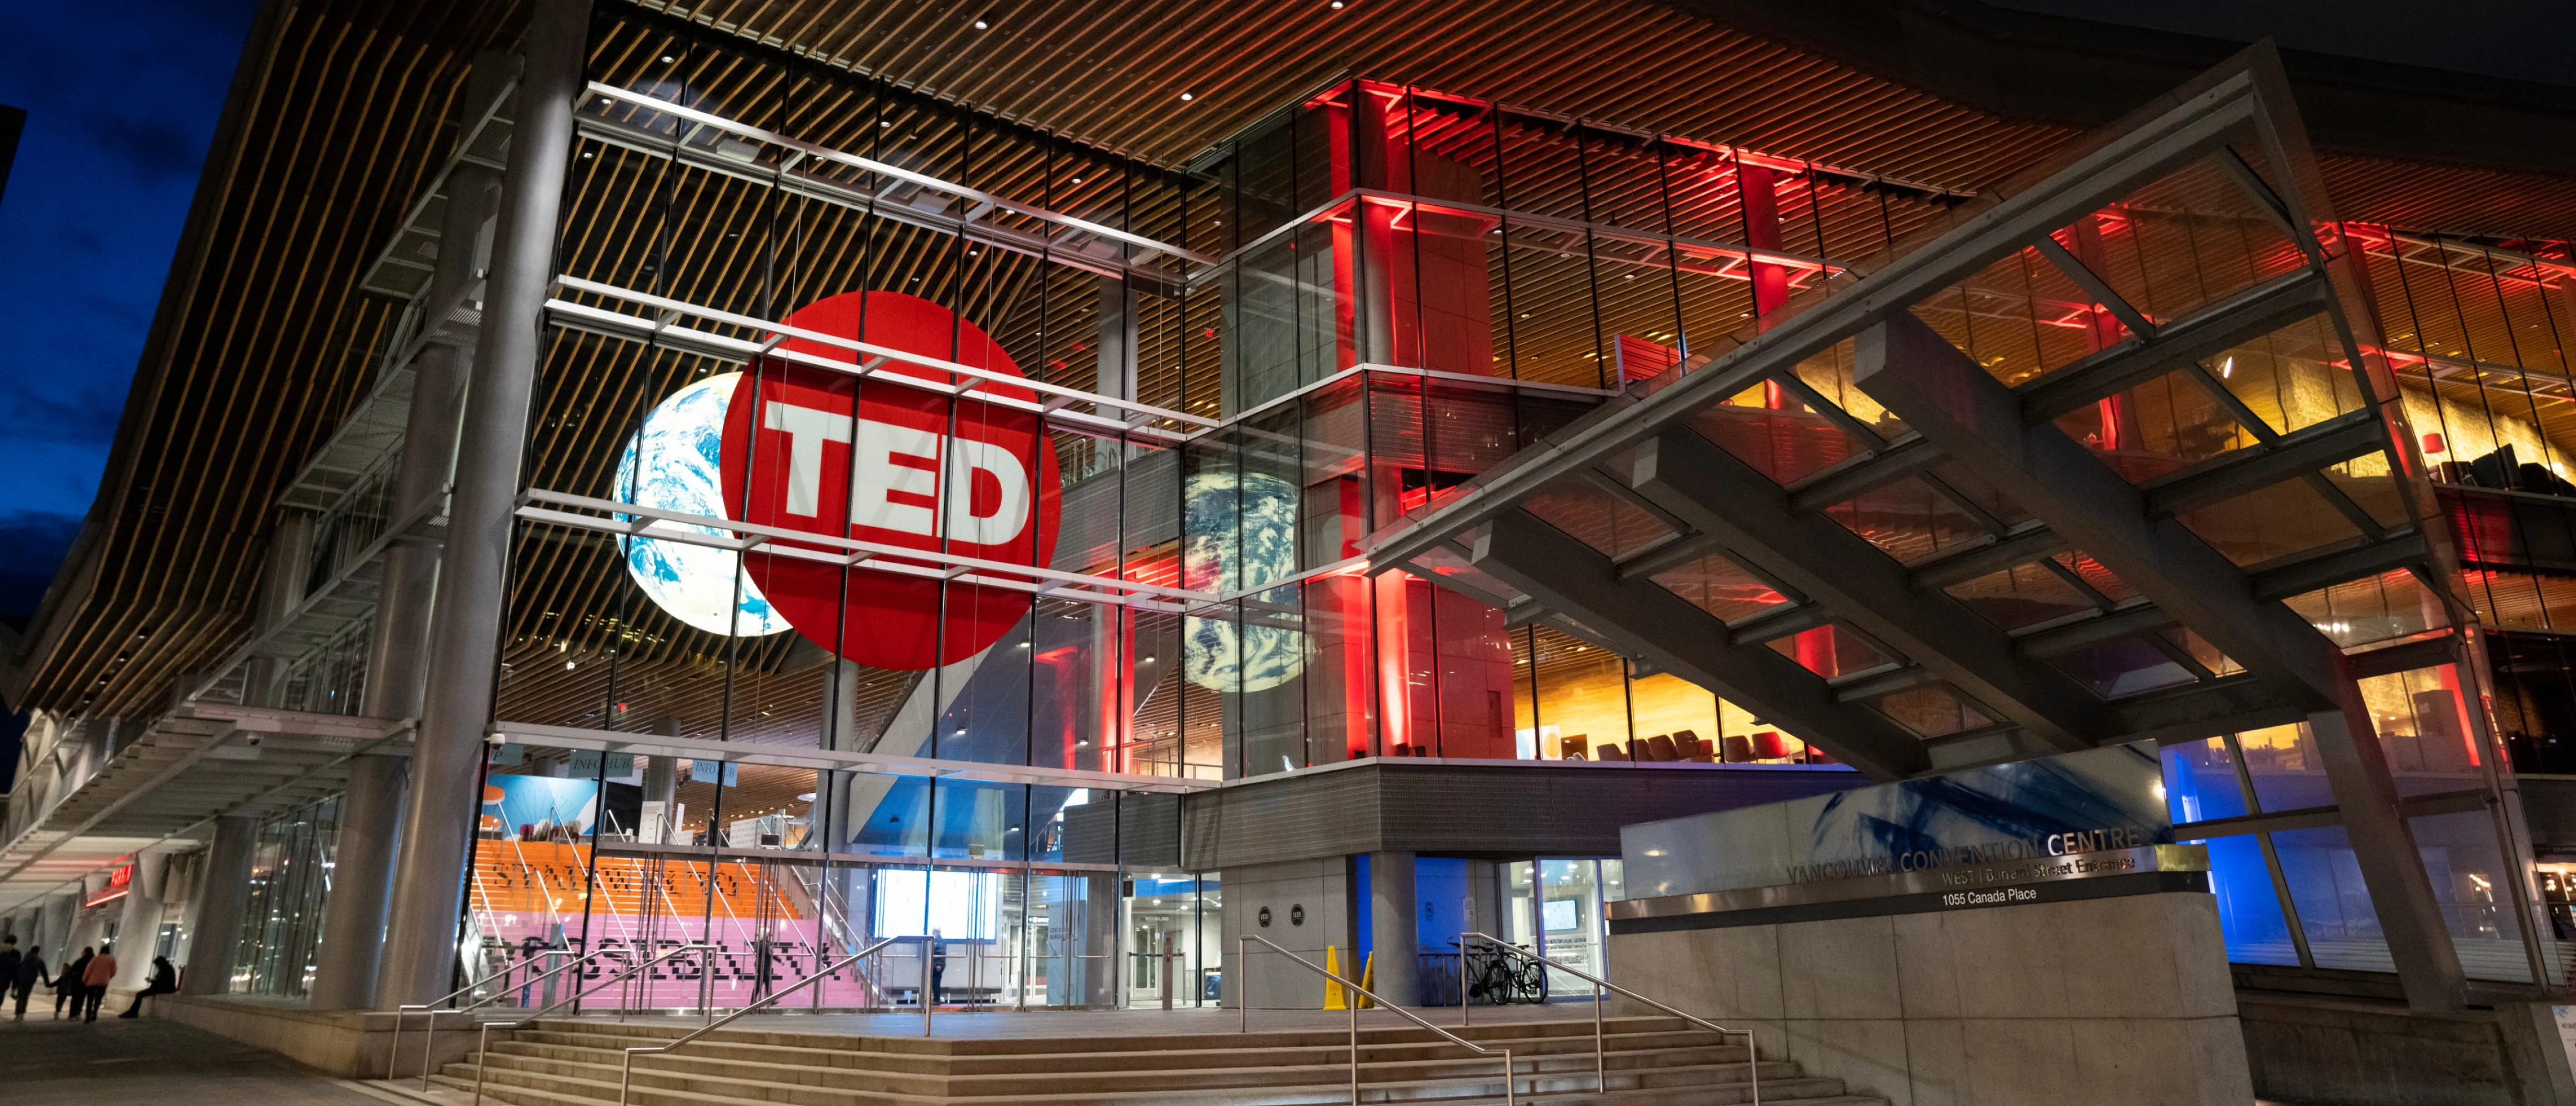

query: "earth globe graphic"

left=613, top=373, right=792, bottom=637
left=1181, top=468, right=1304, bottom=693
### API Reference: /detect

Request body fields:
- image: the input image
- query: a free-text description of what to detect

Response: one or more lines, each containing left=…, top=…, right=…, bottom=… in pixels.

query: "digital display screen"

left=872, top=869, right=1002, bottom=940
left=1543, top=899, right=1580, bottom=931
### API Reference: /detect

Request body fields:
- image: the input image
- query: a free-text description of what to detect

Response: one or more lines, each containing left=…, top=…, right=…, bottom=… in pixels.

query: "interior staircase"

left=416, top=1014, right=1883, bottom=1106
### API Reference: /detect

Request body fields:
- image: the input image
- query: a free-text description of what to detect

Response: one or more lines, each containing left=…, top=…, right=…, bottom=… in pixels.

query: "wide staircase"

left=425, top=1014, right=1881, bottom=1105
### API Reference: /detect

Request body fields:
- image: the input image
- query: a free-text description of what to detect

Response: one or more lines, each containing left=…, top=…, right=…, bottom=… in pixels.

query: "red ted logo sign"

left=720, top=291, right=1060, bottom=670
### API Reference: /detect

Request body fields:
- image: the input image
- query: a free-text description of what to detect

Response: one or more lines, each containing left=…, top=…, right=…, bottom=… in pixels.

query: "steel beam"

left=2013, top=602, right=2177, bottom=658
left=1859, top=311, right=2345, bottom=708
left=1856, top=308, right=2466, bottom=1010
left=1783, top=436, right=1946, bottom=514
left=1368, top=70, right=2272, bottom=573
left=2018, top=269, right=2333, bottom=422
left=2249, top=529, right=2427, bottom=601
left=1906, top=522, right=2070, bottom=590
left=1473, top=509, right=1930, bottom=779
left=2139, top=410, right=2384, bottom=517
left=1629, top=428, right=2103, bottom=748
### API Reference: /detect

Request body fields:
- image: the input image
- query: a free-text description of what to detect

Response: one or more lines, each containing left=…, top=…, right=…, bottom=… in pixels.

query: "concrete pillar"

left=37, top=894, right=75, bottom=963
left=182, top=816, right=260, bottom=995
left=1368, top=851, right=1419, bottom=1006
left=111, top=853, right=170, bottom=989
left=310, top=79, right=502, bottom=1015
left=247, top=512, right=316, bottom=709
left=306, top=754, right=410, bottom=1009
left=1095, top=275, right=1138, bottom=403
left=380, top=0, right=590, bottom=1008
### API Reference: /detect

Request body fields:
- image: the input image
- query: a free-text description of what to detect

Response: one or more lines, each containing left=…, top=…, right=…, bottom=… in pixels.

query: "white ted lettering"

left=762, top=401, right=852, bottom=517
left=759, top=401, right=1032, bottom=544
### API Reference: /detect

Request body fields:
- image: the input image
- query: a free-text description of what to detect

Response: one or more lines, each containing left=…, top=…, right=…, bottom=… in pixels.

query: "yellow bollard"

left=1322, top=945, right=1348, bottom=1010
left=1358, top=951, right=1376, bottom=1009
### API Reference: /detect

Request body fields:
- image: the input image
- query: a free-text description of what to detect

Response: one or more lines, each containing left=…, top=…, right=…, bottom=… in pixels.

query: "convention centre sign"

left=1609, top=743, right=2196, bottom=930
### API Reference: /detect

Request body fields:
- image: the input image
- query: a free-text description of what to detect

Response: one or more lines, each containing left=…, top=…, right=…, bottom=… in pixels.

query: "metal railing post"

left=388, top=944, right=627, bottom=1087
left=1593, top=978, right=1606, bottom=1093
left=1459, top=931, right=1753, bottom=1106
left=1348, top=993, right=1360, bottom=1106
left=1236, top=937, right=1247, bottom=1033
left=614, top=938, right=897, bottom=1106
left=1460, top=947, right=1470, bottom=1026
left=1236, top=935, right=1512, bottom=1106
left=462, top=943, right=716, bottom=1106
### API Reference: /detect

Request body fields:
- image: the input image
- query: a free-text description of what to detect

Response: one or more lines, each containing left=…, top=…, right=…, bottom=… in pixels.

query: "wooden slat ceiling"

left=6, top=0, right=522, bottom=719
left=28, top=0, right=2576, bottom=730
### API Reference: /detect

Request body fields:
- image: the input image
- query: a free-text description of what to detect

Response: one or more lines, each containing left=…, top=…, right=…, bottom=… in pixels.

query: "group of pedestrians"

left=0, top=938, right=178, bottom=1022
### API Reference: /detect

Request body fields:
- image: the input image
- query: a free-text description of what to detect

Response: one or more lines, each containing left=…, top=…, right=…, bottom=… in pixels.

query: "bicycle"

left=1460, top=943, right=1548, bottom=1004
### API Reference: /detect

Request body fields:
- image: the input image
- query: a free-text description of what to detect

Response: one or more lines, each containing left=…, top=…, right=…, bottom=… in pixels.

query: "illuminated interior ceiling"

left=20, top=0, right=2576, bottom=733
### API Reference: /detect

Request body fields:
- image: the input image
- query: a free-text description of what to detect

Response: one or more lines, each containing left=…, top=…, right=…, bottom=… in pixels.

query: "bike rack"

left=1459, top=930, right=1759, bottom=1105
left=1238, top=934, right=1515, bottom=1106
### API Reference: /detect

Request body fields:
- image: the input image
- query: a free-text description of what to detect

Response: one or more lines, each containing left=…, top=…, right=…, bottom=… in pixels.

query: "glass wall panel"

left=2272, top=825, right=2397, bottom=973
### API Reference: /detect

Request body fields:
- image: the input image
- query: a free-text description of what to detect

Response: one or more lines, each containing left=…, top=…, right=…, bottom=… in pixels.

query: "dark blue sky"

left=0, top=0, right=259, bottom=623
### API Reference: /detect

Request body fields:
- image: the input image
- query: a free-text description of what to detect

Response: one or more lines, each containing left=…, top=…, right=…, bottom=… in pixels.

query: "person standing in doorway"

left=53, top=948, right=91, bottom=1019
left=79, top=943, right=117, bottom=1022
left=10, top=946, right=48, bottom=1019
left=927, top=929, right=947, bottom=1008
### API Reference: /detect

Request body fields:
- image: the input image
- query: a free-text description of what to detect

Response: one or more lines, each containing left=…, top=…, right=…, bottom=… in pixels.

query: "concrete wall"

left=1218, top=855, right=1355, bottom=1009
left=1609, top=890, right=2250, bottom=1106
left=156, top=994, right=487, bottom=1080
left=2238, top=992, right=2576, bottom=1106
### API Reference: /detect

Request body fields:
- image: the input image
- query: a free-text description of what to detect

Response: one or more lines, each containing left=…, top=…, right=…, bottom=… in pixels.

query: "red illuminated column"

left=1740, top=160, right=1833, bottom=680
left=2066, top=215, right=2141, bottom=451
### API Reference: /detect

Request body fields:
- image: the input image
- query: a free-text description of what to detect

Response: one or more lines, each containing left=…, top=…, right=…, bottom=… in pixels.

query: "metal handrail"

left=1460, top=930, right=1757, bottom=1106
left=465, top=942, right=721, bottom=1106
left=614, top=938, right=899, bottom=1106
left=1238, top=935, right=1515, bottom=1106
left=389, top=945, right=622, bottom=1085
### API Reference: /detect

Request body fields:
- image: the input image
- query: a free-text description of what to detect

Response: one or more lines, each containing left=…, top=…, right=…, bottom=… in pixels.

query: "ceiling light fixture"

left=1179, top=92, right=1194, bottom=101
left=974, top=19, right=988, bottom=29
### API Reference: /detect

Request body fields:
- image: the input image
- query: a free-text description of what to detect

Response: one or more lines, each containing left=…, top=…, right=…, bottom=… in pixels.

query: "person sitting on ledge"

left=116, top=956, right=177, bottom=1019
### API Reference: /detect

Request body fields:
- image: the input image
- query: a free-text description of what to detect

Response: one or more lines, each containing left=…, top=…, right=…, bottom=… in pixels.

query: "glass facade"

left=77, top=4, right=2576, bottom=1016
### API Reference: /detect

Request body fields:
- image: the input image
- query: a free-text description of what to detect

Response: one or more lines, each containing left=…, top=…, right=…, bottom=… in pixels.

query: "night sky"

left=0, top=0, right=259, bottom=626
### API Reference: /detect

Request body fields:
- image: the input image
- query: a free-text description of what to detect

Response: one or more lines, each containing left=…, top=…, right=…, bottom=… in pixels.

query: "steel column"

left=311, top=95, right=505, bottom=1016
left=179, top=815, right=259, bottom=995
left=381, top=0, right=590, bottom=1007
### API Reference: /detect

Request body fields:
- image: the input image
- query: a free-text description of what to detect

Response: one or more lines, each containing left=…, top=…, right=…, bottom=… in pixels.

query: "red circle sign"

left=719, top=291, right=1060, bottom=670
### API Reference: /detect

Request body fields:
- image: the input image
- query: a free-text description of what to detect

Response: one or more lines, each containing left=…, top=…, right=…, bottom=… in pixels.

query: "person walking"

left=0, top=937, right=23, bottom=992
left=10, top=946, right=48, bottom=1020
left=53, top=948, right=91, bottom=1019
left=116, top=956, right=177, bottom=1019
left=79, top=942, right=117, bottom=1022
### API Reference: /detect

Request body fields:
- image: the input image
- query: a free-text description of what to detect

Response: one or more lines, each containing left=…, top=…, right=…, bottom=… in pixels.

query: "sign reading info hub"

left=719, top=291, right=1061, bottom=670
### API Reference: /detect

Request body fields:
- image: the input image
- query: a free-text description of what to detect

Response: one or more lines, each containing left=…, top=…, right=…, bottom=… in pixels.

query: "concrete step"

left=463, top=1045, right=1790, bottom=1101
left=514, top=1015, right=1712, bottom=1057
left=494, top=1027, right=1745, bottom=1082
left=433, top=1065, right=1875, bottom=1106
left=449, top=1046, right=1827, bottom=1106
